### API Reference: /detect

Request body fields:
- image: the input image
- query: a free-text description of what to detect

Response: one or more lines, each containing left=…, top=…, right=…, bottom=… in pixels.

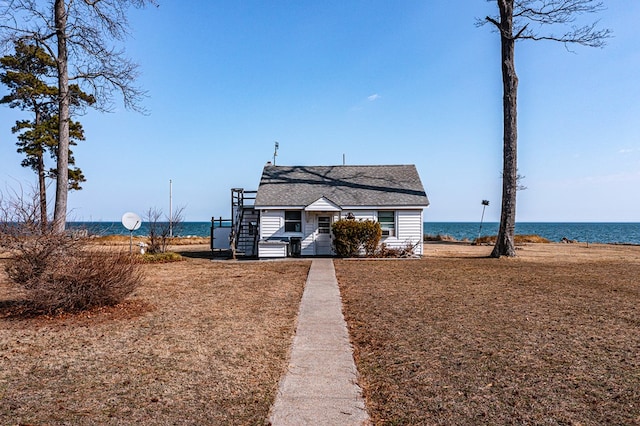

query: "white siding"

left=258, top=207, right=424, bottom=257
left=341, top=210, right=375, bottom=221
left=377, top=209, right=423, bottom=255
left=300, top=212, right=339, bottom=256
left=306, top=197, right=341, bottom=211
left=260, top=211, right=283, bottom=239
left=301, top=217, right=315, bottom=256
left=258, top=242, right=288, bottom=258
left=397, top=210, right=423, bottom=255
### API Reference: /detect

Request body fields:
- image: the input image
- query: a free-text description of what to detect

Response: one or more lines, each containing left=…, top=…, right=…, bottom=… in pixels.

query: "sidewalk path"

left=269, top=258, right=370, bottom=425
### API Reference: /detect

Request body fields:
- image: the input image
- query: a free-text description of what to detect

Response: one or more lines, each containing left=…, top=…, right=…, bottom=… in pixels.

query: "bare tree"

left=0, top=184, right=45, bottom=252
left=0, top=0, right=156, bottom=234
left=145, top=207, right=164, bottom=254
left=480, top=0, right=611, bottom=257
left=145, top=206, right=185, bottom=254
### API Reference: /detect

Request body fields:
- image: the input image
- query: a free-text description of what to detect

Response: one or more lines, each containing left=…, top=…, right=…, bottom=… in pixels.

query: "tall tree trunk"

left=33, top=109, right=48, bottom=231
left=53, top=0, right=69, bottom=234
left=37, top=145, right=48, bottom=231
left=491, top=0, right=518, bottom=258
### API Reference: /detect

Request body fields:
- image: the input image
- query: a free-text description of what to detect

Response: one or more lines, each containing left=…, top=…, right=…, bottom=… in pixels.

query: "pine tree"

left=1, top=41, right=94, bottom=229
left=1, top=0, right=155, bottom=233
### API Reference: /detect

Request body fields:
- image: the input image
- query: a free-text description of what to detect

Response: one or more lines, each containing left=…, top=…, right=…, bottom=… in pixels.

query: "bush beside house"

left=332, top=219, right=381, bottom=257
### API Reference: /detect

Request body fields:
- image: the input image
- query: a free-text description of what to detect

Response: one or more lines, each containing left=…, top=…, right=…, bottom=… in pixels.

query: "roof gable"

left=255, top=165, right=430, bottom=208
left=305, top=196, right=342, bottom=212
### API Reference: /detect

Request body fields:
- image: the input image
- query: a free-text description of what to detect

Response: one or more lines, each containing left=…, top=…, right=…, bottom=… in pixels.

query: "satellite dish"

left=122, top=212, right=142, bottom=231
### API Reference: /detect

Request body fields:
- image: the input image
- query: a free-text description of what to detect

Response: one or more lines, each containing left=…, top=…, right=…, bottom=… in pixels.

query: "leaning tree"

left=481, top=0, right=611, bottom=257
left=0, top=0, right=156, bottom=233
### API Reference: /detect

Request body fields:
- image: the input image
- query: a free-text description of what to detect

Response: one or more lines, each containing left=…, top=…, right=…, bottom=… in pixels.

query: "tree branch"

left=484, top=0, right=611, bottom=47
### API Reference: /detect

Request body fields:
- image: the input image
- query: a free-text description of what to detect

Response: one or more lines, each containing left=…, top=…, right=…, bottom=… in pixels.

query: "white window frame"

left=378, top=210, right=396, bottom=237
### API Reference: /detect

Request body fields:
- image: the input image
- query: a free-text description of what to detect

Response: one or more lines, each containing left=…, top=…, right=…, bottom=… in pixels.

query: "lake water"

left=69, top=221, right=640, bottom=245
left=424, top=222, right=640, bottom=245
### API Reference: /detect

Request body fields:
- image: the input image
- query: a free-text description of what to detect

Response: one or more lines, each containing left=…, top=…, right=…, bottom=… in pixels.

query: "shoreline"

left=69, top=221, right=640, bottom=245
left=89, top=234, right=640, bottom=248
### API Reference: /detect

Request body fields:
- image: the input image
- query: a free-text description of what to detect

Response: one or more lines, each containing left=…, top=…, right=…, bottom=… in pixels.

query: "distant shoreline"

left=68, top=221, right=640, bottom=246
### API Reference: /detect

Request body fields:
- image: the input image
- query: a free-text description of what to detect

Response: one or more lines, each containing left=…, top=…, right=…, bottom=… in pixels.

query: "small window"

left=378, top=211, right=395, bottom=237
left=284, top=211, right=302, bottom=232
left=318, top=216, right=331, bottom=234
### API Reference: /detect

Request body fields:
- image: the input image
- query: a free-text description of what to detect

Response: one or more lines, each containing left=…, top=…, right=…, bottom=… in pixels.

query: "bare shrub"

left=25, top=252, right=141, bottom=314
left=5, top=232, right=78, bottom=286
left=424, top=234, right=458, bottom=242
left=474, top=235, right=496, bottom=245
left=145, top=206, right=185, bottom=254
left=475, top=234, right=551, bottom=245
left=5, top=234, right=143, bottom=314
left=517, top=234, right=551, bottom=243
left=145, top=207, right=164, bottom=254
left=376, top=241, right=418, bottom=258
left=1, top=187, right=143, bottom=314
left=0, top=185, right=47, bottom=253
left=5, top=235, right=142, bottom=314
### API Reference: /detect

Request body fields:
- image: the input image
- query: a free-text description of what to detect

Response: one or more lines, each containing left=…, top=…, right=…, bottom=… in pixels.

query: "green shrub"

left=332, top=219, right=381, bottom=257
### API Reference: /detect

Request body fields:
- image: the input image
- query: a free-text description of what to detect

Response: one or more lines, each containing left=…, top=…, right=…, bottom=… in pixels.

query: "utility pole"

left=169, top=179, right=173, bottom=238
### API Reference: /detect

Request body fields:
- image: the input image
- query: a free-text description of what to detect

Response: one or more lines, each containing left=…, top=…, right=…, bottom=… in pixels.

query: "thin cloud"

left=348, top=93, right=382, bottom=112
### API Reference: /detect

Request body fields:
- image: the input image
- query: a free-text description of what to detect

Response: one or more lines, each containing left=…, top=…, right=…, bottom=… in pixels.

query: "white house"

left=252, top=164, right=430, bottom=258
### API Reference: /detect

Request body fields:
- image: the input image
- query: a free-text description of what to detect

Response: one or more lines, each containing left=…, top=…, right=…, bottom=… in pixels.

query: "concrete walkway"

left=269, top=259, right=370, bottom=425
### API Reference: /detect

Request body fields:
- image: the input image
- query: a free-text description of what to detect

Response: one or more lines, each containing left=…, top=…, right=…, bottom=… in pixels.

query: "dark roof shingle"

left=254, top=165, right=430, bottom=208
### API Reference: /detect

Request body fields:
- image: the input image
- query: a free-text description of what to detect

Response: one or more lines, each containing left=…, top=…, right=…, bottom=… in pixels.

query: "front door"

left=315, top=215, right=333, bottom=255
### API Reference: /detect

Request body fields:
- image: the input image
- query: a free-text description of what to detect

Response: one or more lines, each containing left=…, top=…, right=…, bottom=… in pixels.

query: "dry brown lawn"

left=90, top=235, right=211, bottom=247
left=0, top=246, right=309, bottom=425
left=336, top=243, right=640, bottom=425
left=2, top=239, right=639, bottom=425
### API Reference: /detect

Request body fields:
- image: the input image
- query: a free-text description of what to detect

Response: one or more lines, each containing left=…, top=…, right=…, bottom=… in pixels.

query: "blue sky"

left=1, top=0, right=639, bottom=222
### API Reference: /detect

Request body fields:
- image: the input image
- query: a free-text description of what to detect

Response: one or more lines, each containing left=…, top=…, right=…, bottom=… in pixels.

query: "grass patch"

left=141, top=251, right=183, bottom=263
left=0, top=258, right=309, bottom=424
left=336, top=246, right=640, bottom=425
left=91, top=235, right=210, bottom=246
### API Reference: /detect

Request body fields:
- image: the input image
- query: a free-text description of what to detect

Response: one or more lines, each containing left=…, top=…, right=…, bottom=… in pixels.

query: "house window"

left=318, top=216, right=331, bottom=234
left=378, top=211, right=395, bottom=237
left=284, top=211, right=302, bottom=232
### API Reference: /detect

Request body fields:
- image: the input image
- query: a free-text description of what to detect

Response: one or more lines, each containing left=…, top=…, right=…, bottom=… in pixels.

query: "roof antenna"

left=273, top=141, right=279, bottom=165
left=343, top=153, right=345, bottom=165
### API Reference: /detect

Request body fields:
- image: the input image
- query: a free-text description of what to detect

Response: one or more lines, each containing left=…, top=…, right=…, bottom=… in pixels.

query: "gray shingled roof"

left=254, top=165, right=430, bottom=208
